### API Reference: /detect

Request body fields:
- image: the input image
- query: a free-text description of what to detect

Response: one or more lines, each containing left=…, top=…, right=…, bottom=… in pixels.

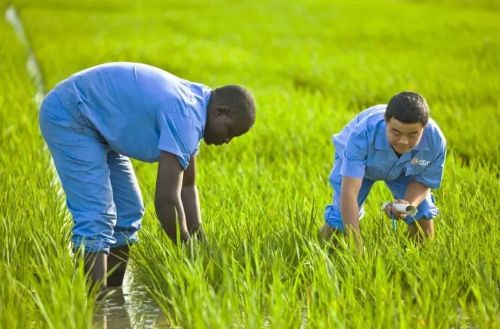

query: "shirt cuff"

left=158, top=147, right=189, bottom=170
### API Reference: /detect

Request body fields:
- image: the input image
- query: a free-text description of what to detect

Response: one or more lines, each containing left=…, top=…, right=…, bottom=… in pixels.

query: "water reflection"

left=94, top=272, right=169, bottom=329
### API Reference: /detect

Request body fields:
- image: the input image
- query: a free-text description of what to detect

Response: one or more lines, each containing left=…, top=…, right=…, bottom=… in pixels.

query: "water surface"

left=94, top=272, right=169, bottom=329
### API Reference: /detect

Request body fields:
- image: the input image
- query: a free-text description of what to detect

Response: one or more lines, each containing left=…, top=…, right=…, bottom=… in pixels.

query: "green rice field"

left=1, top=0, right=499, bottom=328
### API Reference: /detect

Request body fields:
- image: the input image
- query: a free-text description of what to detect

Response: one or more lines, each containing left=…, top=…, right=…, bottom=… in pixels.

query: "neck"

left=392, top=147, right=402, bottom=158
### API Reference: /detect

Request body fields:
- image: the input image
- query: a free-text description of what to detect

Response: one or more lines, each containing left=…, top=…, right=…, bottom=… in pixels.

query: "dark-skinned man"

left=39, top=62, right=256, bottom=289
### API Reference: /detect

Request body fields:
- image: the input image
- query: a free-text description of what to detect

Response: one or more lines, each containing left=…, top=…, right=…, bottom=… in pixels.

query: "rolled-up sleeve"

left=340, top=129, right=368, bottom=178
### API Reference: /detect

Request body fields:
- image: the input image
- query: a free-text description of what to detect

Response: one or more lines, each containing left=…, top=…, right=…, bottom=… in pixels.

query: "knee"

left=416, top=197, right=439, bottom=219
left=324, top=205, right=345, bottom=232
left=408, top=219, right=435, bottom=241
left=72, top=214, right=117, bottom=254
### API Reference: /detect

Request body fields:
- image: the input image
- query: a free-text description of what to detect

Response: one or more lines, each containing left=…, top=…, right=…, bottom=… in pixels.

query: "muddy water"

left=94, top=272, right=170, bottom=329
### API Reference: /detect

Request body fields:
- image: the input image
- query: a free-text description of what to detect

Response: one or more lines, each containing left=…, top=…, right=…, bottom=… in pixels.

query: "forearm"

left=339, top=176, right=364, bottom=250
left=404, top=180, right=430, bottom=207
left=155, top=197, right=189, bottom=243
left=181, top=184, right=202, bottom=233
left=341, top=193, right=361, bottom=236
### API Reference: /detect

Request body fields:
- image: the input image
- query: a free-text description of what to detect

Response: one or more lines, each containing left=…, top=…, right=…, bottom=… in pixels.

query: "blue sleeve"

left=157, top=111, right=200, bottom=170
left=340, top=128, right=368, bottom=178
left=414, top=145, right=446, bottom=189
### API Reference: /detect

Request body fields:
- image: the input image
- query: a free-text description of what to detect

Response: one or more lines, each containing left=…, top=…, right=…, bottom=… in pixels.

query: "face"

left=386, top=118, right=424, bottom=154
left=204, top=107, right=249, bottom=146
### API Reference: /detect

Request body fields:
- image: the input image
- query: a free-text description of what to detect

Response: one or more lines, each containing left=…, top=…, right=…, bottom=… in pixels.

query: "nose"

left=398, top=137, right=409, bottom=145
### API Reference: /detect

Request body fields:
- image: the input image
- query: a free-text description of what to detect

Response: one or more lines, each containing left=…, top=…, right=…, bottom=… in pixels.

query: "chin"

left=392, top=146, right=407, bottom=154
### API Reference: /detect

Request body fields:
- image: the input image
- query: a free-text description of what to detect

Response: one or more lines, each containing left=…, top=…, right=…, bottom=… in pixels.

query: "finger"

left=384, top=204, right=393, bottom=217
left=394, top=211, right=407, bottom=220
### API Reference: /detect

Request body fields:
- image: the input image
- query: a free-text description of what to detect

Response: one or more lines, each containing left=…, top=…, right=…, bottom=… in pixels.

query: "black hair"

left=385, top=91, right=429, bottom=125
left=214, top=85, right=256, bottom=127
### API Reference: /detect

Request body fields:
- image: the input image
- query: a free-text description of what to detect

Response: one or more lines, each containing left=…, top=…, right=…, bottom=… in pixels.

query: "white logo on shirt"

left=411, top=157, right=431, bottom=166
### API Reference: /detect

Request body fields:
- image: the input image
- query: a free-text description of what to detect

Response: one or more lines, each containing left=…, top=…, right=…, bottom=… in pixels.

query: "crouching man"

left=320, top=91, right=446, bottom=249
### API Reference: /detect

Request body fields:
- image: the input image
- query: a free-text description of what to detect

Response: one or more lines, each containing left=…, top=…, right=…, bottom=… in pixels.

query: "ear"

left=216, top=105, right=230, bottom=116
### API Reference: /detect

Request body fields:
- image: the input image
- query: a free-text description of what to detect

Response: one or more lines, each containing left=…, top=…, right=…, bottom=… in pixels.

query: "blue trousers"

left=39, top=90, right=144, bottom=253
left=325, top=174, right=438, bottom=231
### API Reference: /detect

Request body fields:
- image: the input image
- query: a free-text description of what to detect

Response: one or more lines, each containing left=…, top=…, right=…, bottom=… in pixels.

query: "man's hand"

left=383, top=199, right=410, bottom=219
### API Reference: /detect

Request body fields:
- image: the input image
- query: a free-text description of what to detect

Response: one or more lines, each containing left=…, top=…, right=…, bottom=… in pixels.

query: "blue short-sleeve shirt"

left=330, top=105, right=446, bottom=189
left=54, top=62, right=212, bottom=169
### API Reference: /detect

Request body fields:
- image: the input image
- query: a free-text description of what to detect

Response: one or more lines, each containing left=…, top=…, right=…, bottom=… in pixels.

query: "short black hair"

left=214, top=85, right=256, bottom=127
left=385, top=91, right=429, bottom=125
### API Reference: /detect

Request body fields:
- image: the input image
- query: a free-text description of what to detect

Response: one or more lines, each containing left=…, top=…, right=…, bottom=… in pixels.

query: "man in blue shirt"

left=320, top=91, right=446, bottom=248
left=39, top=62, right=256, bottom=289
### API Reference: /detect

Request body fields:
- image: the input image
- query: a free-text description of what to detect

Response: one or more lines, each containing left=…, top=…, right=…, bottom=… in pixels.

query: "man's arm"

left=404, top=179, right=430, bottom=207
left=340, top=176, right=363, bottom=247
left=181, top=155, right=202, bottom=235
left=155, top=151, right=189, bottom=243
left=398, top=142, right=446, bottom=215
left=395, top=143, right=446, bottom=217
left=384, top=180, right=430, bottom=219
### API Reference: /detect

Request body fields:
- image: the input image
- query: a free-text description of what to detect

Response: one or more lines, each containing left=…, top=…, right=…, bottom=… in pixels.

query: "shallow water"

left=94, top=272, right=169, bottom=329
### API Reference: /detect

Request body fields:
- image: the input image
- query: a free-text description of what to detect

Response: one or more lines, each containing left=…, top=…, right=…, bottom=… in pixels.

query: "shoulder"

left=425, top=117, right=447, bottom=150
left=132, top=63, right=188, bottom=91
left=133, top=62, right=173, bottom=77
left=334, top=104, right=386, bottom=150
left=357, top=104, right=386, bottom=122
left=350, top=104, right=386, bottom=136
